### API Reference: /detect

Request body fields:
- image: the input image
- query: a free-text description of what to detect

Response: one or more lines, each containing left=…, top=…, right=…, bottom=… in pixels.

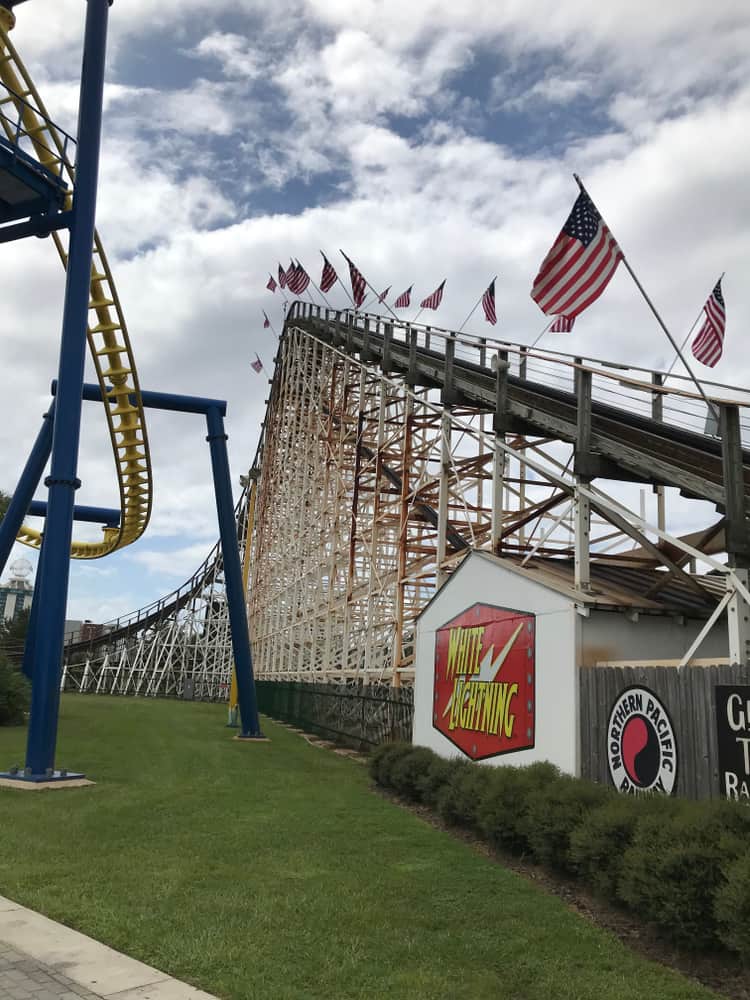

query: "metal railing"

left=0, top=79, right=75, bottom=182
left=256, top=680, right=414, bottom=748
left=288, top=300, right=750, bottom=446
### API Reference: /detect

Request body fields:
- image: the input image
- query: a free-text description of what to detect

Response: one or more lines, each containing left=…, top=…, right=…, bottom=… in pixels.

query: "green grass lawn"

left=0, top=696, right=720, bottom=1000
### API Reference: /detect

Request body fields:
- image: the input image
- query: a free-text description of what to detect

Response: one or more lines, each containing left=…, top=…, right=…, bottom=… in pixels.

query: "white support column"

left=491, top=434, right=506, bottom=554
left=436, top=408, right=451, bottom=589
left=727, top=569, right=750, bottom=666
left=574, top=480, right=591, bottom=592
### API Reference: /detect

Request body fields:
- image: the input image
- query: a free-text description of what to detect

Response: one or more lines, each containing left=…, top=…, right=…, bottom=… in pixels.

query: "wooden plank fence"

left=580, top=663, right=750, bottom=800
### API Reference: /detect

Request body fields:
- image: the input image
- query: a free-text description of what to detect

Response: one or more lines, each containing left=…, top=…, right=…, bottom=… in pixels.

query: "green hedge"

left=0, top=654, right=29, bottom=726
left=370, top=741, right=750, bottom=957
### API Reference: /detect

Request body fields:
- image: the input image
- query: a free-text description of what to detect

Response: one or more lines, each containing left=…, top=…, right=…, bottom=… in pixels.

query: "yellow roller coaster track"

left=0, top=15, right=152, bottom=558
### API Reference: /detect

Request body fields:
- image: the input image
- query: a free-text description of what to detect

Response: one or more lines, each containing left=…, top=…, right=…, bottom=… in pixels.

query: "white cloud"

left=127, top=541, right=217, bottom=578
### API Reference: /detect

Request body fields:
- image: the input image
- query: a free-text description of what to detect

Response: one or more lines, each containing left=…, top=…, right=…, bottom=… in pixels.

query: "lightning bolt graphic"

left=441, top=621, right=525, bottom=719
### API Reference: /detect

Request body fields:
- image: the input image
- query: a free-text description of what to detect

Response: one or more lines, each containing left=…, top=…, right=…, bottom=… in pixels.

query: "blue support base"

left=0, top=769, right=85, bottom=783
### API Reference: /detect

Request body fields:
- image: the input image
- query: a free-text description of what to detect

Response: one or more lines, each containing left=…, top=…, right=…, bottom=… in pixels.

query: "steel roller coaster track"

left=0, top=17, right=152, bottom=558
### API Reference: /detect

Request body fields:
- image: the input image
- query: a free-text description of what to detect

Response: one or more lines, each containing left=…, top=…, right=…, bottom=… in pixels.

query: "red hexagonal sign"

left=432, top=603, right=535, bottom=761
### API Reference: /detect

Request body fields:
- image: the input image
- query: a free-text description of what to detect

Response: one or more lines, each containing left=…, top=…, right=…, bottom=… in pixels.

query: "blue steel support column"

left=205, top=406, right=262, bottom=738
left=0, top=402, right=54, bottom=578
left=21, top=529, right=46, bottom=682
left=24, top=0, right=112, bottom=778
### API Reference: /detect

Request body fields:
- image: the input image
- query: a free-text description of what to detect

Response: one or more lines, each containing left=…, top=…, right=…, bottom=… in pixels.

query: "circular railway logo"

left=606, top=687, right=677, bottom=795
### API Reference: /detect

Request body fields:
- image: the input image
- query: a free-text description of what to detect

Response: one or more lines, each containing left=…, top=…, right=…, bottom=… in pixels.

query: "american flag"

left=378, top=286, right=391, bottom=304
left=531, top=189, right=622, bottom=318
left=691, top=279, right=726, bottom=368
left=295, top=260, right=310, bottom=294
left=266, top=275, right=277, bottom=293
left=420, top=280, right=445, bottom=310
left=285, top=260, right=297, bottom=288
left=288, top=261, right=310, bottom=295
left=394, top=285, right=412, bottom=309
left=343, top=254, right=367, bottom=308
left=278, top=263, right=287, bottom=289
left=263, top=311, right=270, bottom=329
left=550, top=314, right=575, bottom=333
left=320, top=255, right=338, bottom=293
left=250, top=354, right=263, bottom=373
left=481, top=280, right=496, bottom=325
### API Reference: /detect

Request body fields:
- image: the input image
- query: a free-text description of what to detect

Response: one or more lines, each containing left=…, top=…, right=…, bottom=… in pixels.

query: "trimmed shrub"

left=715, top=849, right=750, bottom=962
left=368, top=741, right=413, bottom=787
left=0, top=655, right=30, bottom=726
left=390, top=746, right=439, bottom=801
left=524, top=774, right=611, bottom=872
left=618, top=799, right=750, bottom=950
left=569, top=793, right=680, bottom=897
left=414, top=754, right=455, bottom=809
left=436, top=759, right=494, bottom=831
left=476, top=761, right=562, bottom=855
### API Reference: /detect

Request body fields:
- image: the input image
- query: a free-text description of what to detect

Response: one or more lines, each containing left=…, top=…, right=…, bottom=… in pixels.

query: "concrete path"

left=0, top=896, right=217, bottom=1000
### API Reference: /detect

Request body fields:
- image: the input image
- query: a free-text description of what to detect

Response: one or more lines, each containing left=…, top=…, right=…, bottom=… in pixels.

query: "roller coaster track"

left=0, top=17, right=152, bottom=558
left=62, top=300, right=750, bottom=694
left=295, top=307, right=750, bottom=510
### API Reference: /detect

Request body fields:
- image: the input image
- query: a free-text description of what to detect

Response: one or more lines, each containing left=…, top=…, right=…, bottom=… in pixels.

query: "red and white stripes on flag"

left=481, top=280, right=496, bottom=325
left=691, top=279, right=726, bottom=368
left=285, top=260, right=296, bottom=288
left=266, top=275, right=277, bottom=293
left=378, top=286, right=391, bottom=304
left=343, top=254, right=367, bottom=308
left=278, top=263, right=287, bottom=289
left=420, top=280, right=445, bottom=310
left=320, top=254, right=338, bottom=293
left=531, top=189, right=622, bottom=319
left=550, top=314, right=575, bottom=333
left=263, top=311, right=270, bottom=328
left=394, top=286, right=412, bottom=309
left=250, top=354, right=263, bottom=373
left=287, top=260, right=310, bottom=295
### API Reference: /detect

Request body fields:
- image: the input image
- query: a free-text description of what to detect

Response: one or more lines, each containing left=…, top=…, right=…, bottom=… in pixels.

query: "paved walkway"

left=0, top=896, right=216, bottom=1000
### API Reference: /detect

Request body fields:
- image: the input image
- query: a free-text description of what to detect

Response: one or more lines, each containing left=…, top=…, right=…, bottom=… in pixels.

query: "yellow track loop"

left=0, top=21, right=152, bottom=559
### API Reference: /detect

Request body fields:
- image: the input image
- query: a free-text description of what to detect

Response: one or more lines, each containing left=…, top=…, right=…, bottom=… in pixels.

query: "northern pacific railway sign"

left=433, top=604, right=535, bottom=761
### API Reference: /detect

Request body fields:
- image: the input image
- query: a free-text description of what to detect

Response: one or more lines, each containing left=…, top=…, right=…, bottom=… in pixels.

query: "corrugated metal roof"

left=475, top=551, right=723, bottom=618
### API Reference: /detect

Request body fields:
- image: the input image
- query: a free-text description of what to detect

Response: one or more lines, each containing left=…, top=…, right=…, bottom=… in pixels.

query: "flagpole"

left=573, top=174, right=718, bottom=420
left=265, top=315, right=279, bottom=339
left=458, top=276, right=497, bottom=333
left=320, top=250, right=354, bottom=308
left=339, top=249, right=401, bottom=321
left=665, top=272, right=725, bottom=377
left=529, top=317, right=554, bottom=351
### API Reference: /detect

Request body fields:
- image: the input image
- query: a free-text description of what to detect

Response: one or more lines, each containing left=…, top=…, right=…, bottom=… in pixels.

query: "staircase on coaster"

left=0, top=79, right=69, bottom=224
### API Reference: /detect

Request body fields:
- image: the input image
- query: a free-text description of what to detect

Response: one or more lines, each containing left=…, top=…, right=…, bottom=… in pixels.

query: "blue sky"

left=1, top=0, right=748, bottom=623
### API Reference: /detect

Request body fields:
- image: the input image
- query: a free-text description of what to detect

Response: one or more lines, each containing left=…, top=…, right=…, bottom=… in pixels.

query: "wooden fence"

left=580, top=663, right=750, bottom=800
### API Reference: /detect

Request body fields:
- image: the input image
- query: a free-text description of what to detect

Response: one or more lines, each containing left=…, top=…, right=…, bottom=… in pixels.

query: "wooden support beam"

left=720, top=404, right=750, bottom=568
left=588, top=497, right=709, bottom=599
left=574, top=481, right=591, bottom=592
left=382, top=322, right=393, bottom=374
left=407, top=326, right=417, bottom=387
left=442, top=334, right=458, bottom=405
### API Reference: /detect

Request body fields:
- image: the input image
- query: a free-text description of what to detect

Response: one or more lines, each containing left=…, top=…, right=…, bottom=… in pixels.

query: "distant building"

left=64, top=620, right=83, bottom=641
left=63, top=619, right=109, bottom=643
left=0, top=558, right=34, bottom=623
left=79, top=621, right=105, bottom=642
